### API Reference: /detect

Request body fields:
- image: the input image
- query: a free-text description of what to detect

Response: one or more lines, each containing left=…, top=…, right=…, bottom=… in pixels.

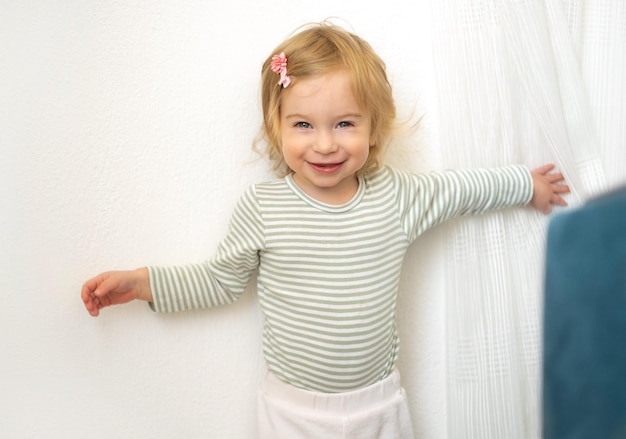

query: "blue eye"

left=295, top=121, right=311, bottom=129
left=337, top=121, right=354, bottom=128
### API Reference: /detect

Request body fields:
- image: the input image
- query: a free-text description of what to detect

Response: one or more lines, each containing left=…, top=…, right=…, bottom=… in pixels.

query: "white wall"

left=0, top=1, right=446, bottom=437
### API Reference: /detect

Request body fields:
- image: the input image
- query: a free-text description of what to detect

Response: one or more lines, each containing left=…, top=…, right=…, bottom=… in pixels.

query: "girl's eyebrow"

left=283, top=113, right=308, bottom=120
left=283, top=112, right=364, bottom=120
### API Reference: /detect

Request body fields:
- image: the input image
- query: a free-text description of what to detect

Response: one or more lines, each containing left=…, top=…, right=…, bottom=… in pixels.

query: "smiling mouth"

left=308, top=162, right=345, bottom=174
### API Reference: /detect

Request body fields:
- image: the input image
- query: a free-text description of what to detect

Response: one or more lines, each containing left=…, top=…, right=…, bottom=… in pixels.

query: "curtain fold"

left=430, top=0, right=624, bottom=437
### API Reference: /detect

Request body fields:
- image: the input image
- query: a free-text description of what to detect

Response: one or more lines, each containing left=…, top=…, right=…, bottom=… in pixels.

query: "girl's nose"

left=313, top=130, right=338, bottom=154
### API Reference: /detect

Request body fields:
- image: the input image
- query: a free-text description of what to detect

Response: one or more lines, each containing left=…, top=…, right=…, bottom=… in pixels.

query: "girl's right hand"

left=81, top=268, right=152, bottom=317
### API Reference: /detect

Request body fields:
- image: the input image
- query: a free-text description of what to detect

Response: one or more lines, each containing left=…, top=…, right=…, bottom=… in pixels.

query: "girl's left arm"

left=394, top=163, right=570, bottom=243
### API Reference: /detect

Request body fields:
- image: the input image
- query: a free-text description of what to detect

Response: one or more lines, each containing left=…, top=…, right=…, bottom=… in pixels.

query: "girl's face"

left=279, top=70, right=373, bottom=205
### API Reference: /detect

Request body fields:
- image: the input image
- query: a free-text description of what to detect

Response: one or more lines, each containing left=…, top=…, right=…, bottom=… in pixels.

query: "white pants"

left=257, top=369, right=415, bottom=439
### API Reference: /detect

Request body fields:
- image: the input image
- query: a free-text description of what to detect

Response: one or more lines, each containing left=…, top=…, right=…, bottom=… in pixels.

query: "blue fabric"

left=543, top=186, right=626, bottom=439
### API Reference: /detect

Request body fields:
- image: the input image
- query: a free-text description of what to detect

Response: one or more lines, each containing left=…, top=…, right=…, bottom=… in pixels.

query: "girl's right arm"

left=81, top=268, right=152, bottom=317
left=82, top=185, right=264, bottom=316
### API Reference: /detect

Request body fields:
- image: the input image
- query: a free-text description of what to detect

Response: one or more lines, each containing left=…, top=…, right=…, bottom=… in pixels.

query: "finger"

left=81, top=274, right=110, bottom=316
left=92, top=272, right=121, bottom=298
left=81, top=291, right=100, bottom=317
left=80, top=282, right=92, bottom=304
left=551, top=194, right=569, bottom=206
left=81, top=282, right=97, bottom=306
left=552, top=183, right=570, bottom=194
left=545, top=172, right=565, bottom=183
left=532, top=163, right=556, bottom=175
left=81, top=275, right=101, bottom=299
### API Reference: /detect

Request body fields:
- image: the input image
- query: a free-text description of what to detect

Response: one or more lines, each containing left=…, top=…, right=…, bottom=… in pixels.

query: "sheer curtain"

left=430, top=1, right=625, bottom=437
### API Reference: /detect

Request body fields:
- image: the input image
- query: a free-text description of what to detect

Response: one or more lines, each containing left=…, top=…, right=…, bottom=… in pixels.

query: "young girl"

left=81, top=23, right=569, bottom=438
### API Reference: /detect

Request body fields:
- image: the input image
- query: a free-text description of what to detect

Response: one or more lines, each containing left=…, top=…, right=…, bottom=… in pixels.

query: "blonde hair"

left=258, top=22, right=397, bottom=176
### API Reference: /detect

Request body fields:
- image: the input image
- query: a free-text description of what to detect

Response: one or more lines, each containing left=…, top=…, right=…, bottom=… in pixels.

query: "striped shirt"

left=148, top=165, right=533, bottom=392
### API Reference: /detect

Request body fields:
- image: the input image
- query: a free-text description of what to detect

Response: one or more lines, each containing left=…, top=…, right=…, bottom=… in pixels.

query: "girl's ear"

left=368, top=116, right=377, bottom=147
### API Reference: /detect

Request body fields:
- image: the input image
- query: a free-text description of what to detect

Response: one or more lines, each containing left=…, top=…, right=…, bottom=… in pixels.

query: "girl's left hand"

left=530, top=164, right=570, bottom=214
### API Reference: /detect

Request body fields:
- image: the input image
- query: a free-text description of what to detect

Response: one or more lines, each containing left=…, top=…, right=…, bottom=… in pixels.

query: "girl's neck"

left=291, top=173, right=359, bottom=205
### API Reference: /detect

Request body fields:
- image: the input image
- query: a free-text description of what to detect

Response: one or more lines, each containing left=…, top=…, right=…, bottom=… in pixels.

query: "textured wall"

left=0, top=1, right=445, bottom=437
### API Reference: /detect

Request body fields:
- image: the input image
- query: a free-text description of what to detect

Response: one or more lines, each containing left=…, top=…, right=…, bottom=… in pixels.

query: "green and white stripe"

left=149, top=165, right=532, bottom=392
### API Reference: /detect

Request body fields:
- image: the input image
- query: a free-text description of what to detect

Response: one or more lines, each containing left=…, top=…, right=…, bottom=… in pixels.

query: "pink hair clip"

left=271, top=52, right=291, bottom=88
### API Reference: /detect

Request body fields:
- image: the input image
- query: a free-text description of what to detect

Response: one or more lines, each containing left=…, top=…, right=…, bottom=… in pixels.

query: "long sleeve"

left=148, top=186, right=265, bottom=313
left=391, top=164, right=533, bottom=243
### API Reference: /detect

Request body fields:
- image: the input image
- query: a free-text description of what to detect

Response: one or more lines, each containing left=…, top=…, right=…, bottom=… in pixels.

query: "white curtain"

left=430, top=1, right=625, bottom=437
